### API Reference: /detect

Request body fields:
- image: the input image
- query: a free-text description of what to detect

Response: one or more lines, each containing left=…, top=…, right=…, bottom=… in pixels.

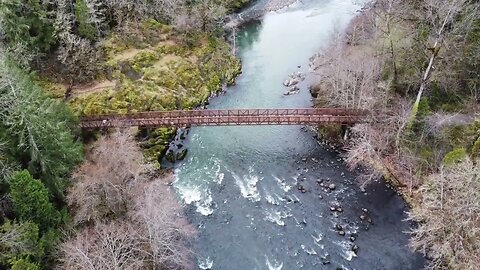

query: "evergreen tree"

left=9, top=170, right=60, bottom=232
left=0, top=0, right=56, bottom=52
left=0, top=51, right=83, bottom=198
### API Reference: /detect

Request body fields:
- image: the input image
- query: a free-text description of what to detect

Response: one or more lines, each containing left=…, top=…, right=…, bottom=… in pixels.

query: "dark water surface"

left=173, top=0, right=426, bottom=269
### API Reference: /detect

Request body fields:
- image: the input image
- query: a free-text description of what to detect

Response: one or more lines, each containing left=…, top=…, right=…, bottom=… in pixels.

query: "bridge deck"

left=80, top=108, right=368, bottom=128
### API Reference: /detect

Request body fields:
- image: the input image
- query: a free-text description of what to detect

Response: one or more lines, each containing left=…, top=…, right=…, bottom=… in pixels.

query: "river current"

left=172, top=0, right=426, bottom=269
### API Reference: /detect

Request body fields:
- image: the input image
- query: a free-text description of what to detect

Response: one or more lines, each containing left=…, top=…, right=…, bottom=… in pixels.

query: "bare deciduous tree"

left=134, top=181, right=196, bottom=269
left=56, top=32, right=100, bottom=83
left=67, top=130, right=145, bottom=225
left=60, top=221, right=148, bottom=270
left=407, top=158, right=480, bottom=270
left=345, top=100, right=415, bottom=188
left=62, top=130, right=195, bottom=269
left=311, top=31, right=384, bottom=110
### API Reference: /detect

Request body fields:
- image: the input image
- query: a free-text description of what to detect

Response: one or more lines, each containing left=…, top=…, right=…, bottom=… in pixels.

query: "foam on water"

left=265, top=256, right=283, bottom=270
left=176, top=185, right=202, bottom=204
left=198, top=257, right=214, bottom=270
left=232, top=171, right=261, bottom=202
left=264, top=208, right=292, bottom=226
left=335, top=240, right=358, bottom=261
left=274, top=175, right=292, bottom=192
left=264, top=189, right=280, bottom=205
left=311, top=231, right=323, bottom=243
left=301, top=244, right=317, bottom=255
left=211, top=159, right=224, bottom=184
left=172, top=0, right=423, bottom=268
left=216, top=172, right=225, bottom=184
left=175, top=183, right=215, bottom=216
left=196, top=191, right=214, bottom=216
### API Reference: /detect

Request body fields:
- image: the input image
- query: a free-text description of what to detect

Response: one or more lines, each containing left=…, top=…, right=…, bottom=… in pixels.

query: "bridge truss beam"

left=80, top=108, right=368, bottom=129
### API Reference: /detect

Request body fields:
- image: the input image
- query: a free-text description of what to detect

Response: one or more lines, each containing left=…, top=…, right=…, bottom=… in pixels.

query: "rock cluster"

left=282, top=70, right=305, bottom=96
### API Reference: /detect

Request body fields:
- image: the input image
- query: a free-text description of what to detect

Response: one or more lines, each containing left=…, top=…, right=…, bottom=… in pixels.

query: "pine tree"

left=9, top=171, right=60, bottom=232
left=0, top=51, right=83, bottom=198
left=0, top=0, right=56, bottom=53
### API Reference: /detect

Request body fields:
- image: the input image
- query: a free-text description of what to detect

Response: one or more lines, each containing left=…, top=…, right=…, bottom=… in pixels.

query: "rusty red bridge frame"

left=79, top=108, right=369, bottom=128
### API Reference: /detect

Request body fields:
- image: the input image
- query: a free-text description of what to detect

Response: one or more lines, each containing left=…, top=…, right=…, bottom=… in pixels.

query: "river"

left=172, top=0, right=426, bottom=269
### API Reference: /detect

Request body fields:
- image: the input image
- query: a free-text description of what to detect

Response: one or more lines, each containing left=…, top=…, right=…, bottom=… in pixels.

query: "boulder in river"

left=283, top=86, right=300, bottom=95
left=283, top=78, right=299, bottom=87
left=176, top=148, right=188, bottom=161
left=165, top=151, right=175, bottom=163
left=328, top=183, right=336, bottom=190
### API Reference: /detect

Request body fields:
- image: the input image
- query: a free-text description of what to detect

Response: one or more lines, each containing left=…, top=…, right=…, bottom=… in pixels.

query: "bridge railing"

left=80, top=115, right=367, bottom=128
left=81, top=108, right=369, bottom=122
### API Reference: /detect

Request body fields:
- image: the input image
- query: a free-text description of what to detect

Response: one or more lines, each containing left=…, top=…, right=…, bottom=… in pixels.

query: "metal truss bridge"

left=80, top=108, right=368, bottom=128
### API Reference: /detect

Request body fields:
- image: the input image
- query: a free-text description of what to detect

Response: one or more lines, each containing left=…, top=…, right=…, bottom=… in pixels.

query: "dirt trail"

left=71, top=80, right=116, bottom=97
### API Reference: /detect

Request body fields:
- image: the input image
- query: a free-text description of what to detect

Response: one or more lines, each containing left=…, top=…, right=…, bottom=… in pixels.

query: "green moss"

left=103, top=20, right=173, bottom=59
left=131, top=51, right=159, bottom=72
left=35, top=78, right=67, bottom=99
left=138, top=127, right=176, bottom=166
left=443, top=148, right=467, bottom=166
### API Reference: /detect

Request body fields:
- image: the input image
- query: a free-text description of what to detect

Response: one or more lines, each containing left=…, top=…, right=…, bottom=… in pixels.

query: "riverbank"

left=309, top=1, right=480, bottom=268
